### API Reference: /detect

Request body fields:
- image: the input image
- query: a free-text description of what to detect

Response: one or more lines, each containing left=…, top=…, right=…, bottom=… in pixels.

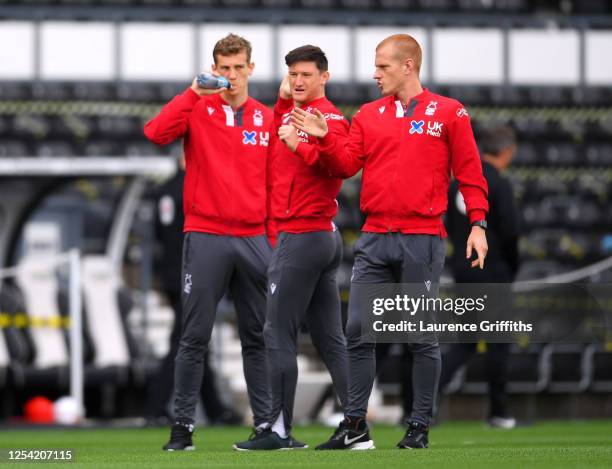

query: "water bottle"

left=196, top=72, right=230, bottom=90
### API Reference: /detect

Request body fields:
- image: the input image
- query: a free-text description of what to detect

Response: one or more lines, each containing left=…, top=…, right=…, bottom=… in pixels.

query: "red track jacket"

left=269, top=96, right=349, bottom=233
left=311, top=88, right=489, bottom=237
left=144, top=89, right=273, bottom=237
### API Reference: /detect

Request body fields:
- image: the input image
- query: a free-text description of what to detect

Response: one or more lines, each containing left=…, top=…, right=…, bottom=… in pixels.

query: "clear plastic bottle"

left=196, top=72, right=230, bottom=90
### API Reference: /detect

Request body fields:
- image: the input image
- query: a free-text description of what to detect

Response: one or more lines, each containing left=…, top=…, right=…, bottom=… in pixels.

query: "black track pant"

left=264, top=231, right=348, bottom=431
left=345, top=232, right=444, bottom=426
left=174, top=232, right=271, bottom=426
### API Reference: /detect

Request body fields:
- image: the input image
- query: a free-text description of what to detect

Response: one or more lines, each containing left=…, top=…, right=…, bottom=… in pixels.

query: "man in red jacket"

left=292, top=34, right=489, bottom=450
left=234, top=45, right=349, bottom=451
left=144, top=34, right=273, bottom=451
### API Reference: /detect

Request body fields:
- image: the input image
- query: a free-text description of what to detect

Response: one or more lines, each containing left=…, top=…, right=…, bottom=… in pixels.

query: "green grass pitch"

left=1, top=421, right=611, bottom=468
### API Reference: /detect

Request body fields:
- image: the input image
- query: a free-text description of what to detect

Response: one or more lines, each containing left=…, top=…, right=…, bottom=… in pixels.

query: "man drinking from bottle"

left=144, top=33, right=274, bottom=452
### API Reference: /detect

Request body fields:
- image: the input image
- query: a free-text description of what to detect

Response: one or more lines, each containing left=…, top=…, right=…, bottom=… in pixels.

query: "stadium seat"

left=116, top=83, right=160, bottom=103
left=31, top=82, right=73, bottom=101
left=515, top=260, right=569, bottom=282
left=525, top=174, right=568, bottom=201
left=544, top=143, right=580, bottom=166
left=124, top=141, right=165, bottom=157
left=36, top=141, right=77, bottom=158
left=298, top=0, right=338, bottom=8
left=0, top=82, right=31, bottom=100
left=0, top=140, right=30, bottom=158
left=591, top=345, right=612, bottom=392
left=446, top=86, right=490, bottom=106
left=52, top=115, right=95, bottom=140
left=585, top=144, right=612, bottom=166
left=513, top=143, right=541, bottom=166
left=14, top=256, right=70, bottom=389
left=218, top=0, right=259, bottom=6
left=95, top=116, right=139, bottom=138
left=12, top=114, right=51, bottom=140
left=506, top=344, right=551, bottom=393
left=548, top=344, right=591, bottom=393
left=340, top=0, right=377, bottom=8
left=379, top=0, right=418, bottom=9
left=72, top=82, right=116, bottom=101
left=84, top=140, right=121, bottom=157
left=261, top=0, right=294, bottom=6
left=489, top=86, right=525, bottom=106
left=513, top=115, right=551, bottom=140
left=526, top=87, right=570, bottom=107
left=416, top=0, right=454, bottom=9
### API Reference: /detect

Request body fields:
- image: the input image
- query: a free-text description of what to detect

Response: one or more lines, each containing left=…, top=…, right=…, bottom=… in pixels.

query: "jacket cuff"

left=468, top=209, right=487, bottom=224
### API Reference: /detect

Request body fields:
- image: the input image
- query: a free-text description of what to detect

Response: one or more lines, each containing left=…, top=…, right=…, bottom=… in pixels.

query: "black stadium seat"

left=544, top=143, right=580, bottom=166
left=36, top=141, right=77, bottom=158
left=513, top=142, right=542, bottom=166
left=0, top=140, right=30, bottom=158
left=84, top=140, right=121, bottom=157
left=585, top=144, right=612, bottom=166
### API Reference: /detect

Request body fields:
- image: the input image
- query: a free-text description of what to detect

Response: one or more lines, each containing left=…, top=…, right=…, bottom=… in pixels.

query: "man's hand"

left=190, top=75, right=227, bottom=97
left=466, top=226, right=488, bottom=269
left=279, top=75, right=291, bottom=100
left=278, top=125, right=299, bottom=152
left=291, top=107, right=328, bottom=138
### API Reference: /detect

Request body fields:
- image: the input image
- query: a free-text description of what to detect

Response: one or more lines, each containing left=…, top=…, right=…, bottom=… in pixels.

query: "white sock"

left=271, top=412, right=287, bottom=439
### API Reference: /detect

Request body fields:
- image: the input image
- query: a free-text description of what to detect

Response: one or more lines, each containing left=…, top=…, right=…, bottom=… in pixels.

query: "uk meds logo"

left=409, top=120, right=425, bottom=135
left=427, top=121, right=444, bottom=137
left=242, top=130, right=257, bottom=145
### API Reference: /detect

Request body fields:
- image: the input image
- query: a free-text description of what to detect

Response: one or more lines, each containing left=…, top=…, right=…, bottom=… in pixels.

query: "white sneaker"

left=487, top=416, right=516, bottom=429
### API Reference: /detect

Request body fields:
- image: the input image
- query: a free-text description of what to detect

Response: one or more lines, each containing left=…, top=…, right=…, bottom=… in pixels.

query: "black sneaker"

left=397, top=421, right=429, bottom=449
left=163, top=422, right=195, bottom=451
left=315, top=417, right=375, bottom=450
left=233, top=428, right=308, bottom=451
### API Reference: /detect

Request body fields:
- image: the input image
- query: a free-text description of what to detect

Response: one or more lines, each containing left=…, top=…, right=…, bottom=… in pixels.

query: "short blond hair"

left=376, top=34, right=422, bottom=73
left=213, top=33, right=252, bottom=64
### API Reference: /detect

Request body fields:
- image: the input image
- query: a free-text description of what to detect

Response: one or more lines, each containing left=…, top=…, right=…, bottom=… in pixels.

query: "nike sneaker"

left=315, top=416, right=375, bottom=450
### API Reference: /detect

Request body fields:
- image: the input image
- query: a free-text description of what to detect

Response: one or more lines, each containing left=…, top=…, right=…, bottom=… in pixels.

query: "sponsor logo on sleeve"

left=456, top=107, right=469, bottom=118
left=323, top=112, right=344, bottom=121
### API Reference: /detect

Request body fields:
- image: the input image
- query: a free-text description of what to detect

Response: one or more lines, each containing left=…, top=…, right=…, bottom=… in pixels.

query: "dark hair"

left=285, top=45, right=328, bottom=72
left=481, top=126, right=517, bottom=156
left=213, top=33, right=252, bottom=63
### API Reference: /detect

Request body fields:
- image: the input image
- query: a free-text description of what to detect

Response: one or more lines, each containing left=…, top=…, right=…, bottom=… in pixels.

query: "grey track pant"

left=174, top=232, right=272, bottom=426
left=345, top=232, right=445, bottom=426
left=264, top=230, right=348, bottom=431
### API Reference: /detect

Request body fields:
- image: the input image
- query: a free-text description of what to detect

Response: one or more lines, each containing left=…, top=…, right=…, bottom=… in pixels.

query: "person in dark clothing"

left=143, top=159, right=242, bottom=427
left=441, top=125, right=520, bottom=428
